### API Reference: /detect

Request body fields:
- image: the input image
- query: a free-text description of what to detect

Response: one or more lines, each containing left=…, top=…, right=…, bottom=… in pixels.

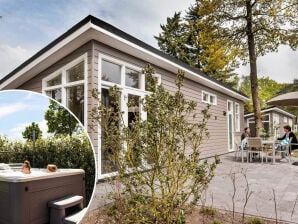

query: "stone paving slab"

left=87, top=153, right=298, bottom=223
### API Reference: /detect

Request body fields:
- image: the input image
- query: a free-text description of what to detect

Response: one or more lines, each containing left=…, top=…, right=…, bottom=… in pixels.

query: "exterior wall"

left=93, top=41, right=245, bottom=158
left=16, top=40, right=246, bottom=177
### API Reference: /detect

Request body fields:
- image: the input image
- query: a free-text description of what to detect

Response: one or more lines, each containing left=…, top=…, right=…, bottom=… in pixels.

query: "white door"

left=227, top=100, right=234, bottom=151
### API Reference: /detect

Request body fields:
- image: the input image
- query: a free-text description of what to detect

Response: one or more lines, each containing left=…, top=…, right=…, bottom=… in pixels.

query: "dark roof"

left=0, top=15, right=248, bottom=98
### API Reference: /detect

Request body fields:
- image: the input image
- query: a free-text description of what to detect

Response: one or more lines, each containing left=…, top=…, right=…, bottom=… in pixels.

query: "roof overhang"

left=244, top=107, right=296, bottom=119
left=0, top=16, right=248, bottom=102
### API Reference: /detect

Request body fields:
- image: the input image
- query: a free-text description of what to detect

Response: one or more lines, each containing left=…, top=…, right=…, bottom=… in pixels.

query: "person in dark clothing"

left=277, top=125, right=298, bottom=153
left=241, top=127, right=250, bottom=141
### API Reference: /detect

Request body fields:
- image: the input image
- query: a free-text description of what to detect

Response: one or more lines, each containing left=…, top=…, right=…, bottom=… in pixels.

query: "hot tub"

left=0, top=165, right=85, bottom=224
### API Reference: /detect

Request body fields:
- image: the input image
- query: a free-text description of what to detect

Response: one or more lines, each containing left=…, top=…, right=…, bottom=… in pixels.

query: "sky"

left=0, top=90, right=51, bottom=140
left=0, top=0, right=297, bottom=84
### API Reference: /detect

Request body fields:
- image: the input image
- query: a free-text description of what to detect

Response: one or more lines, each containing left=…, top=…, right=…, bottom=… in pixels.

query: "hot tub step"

left=48, top=195, right=84, bottom=224
left=49, top=195, right=83, bottom=209
left=63, top=208, right=87, bottom=224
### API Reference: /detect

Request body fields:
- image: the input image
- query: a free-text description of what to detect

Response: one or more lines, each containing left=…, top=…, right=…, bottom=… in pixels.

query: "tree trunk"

left=246, top=0, right=262, bottom=137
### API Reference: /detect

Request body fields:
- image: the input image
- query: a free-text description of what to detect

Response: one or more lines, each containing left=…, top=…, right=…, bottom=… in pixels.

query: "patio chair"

left=281, top=137, right=298, bottom=163
left=289, top=137, right=298, bottom=155
left=234, top=139, right=245, bottom=163
left=246, top=137, right=264, bottom=163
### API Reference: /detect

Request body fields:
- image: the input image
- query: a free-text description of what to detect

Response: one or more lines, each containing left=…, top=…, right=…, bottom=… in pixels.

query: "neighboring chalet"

left=244, top=107, right=297, bottom=138
left=0, top=15, right=248, bottom=179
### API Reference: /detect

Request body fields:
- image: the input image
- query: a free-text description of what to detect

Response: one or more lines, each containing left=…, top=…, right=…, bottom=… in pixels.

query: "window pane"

left=127, top=94, right=141, bottom=167
left=101, top=88, right=118, bottom=174
left=47, top=74, right=61, bottom=87
left=210, top=95, right=214, bottom=104
left=145, top=75, right=158, bottom=91
left=66, top=61, right=84, bottom=82
left=46, top=89, right=62, bottom=103
left=66, top=85, right=84, bottom=124
left=235, top=104, right=239, bottom=113
left=203, top=93, right=208, bottom=102
left=102, top=60, right=121, bottom=84
left=125, top=68, right=139, bottom=88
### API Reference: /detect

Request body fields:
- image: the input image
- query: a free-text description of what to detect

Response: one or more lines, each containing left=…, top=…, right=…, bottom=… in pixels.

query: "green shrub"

left=0, top=134, right=95, bottom=204
left=245, top=217, right=265, bottom=224
left=213, top=220, right=221, bottom=224
left=199, top=206, right=217, bottom=217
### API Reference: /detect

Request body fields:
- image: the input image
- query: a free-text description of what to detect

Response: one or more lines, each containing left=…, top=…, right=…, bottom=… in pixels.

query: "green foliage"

left=44, top=100, right=79, bottom=136
left=199, top=206, right=217, bottom=217
left=239, top=76, right=287, bottom=112
left=155, top=2, right=239, bottom=88
left=197, top=0, right=298, bottom=136
left=93, top=65, right=216, bottom=223
left=22, top=122, right=42, bottom=141
left=0, top=134, right=95, bottom=204
left=245, top=217, right=265, bottom=224
left=213, top=220, right=221, bottom=224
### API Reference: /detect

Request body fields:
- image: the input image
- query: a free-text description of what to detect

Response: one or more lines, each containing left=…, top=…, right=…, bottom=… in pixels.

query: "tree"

left=197, top=0, right=297, bottom=136
left=155, top=2, right=239, bottom=88
left=239, top=76, right=287, bottom=112
left=22, top=122, right=42, bottom=141
left=92, top=65, right=217, bottom=223
left=44, top=100, right=78, bottom=136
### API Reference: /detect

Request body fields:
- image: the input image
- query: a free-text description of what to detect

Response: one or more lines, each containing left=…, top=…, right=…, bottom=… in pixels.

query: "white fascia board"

left=0, top=22, right=92, bottom=89
left=244, top=107, right=296, bottom=118
left=90, top=24, right=248, bottom=102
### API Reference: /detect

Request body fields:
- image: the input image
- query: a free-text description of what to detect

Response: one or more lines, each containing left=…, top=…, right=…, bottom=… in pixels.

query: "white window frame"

left=201, top=90, right=217, bottom=105
left=234, top=103, right=240, bottom=132
left=227, top=100, right=234, bottom=151
left=284, top=116, right=287, bottom=123
left=42, top=54, right=88, bottom=127
left=98, top=53, right=161, bottom=179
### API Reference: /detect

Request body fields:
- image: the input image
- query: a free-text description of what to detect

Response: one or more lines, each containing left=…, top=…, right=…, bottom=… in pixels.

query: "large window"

left=98, top=54, right=160, bottom=177
left=42, top=55, right=87, bottom=126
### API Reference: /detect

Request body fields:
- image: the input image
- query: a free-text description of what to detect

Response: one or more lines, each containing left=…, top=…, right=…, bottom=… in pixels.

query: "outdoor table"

left=262, top=140, right=280, bottom=164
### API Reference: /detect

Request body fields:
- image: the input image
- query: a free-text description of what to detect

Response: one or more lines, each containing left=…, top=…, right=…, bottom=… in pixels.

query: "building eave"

left=0, top=15, right=248, bottom=102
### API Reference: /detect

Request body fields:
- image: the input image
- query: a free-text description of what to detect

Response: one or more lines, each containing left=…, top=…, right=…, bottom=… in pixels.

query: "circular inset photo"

left=0, top=90, right=96, bottom=224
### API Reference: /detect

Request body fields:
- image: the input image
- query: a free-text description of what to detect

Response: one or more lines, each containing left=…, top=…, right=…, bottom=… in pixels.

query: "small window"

left=101, top=60, right=121, bottom=84
left=284, top=117, right=287, bottom=123
left=202, top=91, right=217, bottom=105
left=125, top=68, right=140, bottom=89
left=47, top=74, right=61, bottom=87
left=66, top=61, right=84, bottom=82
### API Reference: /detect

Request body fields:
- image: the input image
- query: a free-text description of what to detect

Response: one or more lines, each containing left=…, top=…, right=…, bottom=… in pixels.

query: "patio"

left=85, top=153, right=298, bottom=223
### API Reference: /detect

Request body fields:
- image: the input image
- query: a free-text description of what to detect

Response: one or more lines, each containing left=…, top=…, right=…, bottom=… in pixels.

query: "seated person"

left=276, top=125, right=298, bottom=159
left=240, top=127, right=250, bottom=150
left=22, top=160, right=31, bottom=174
left=46, top=164, right=58, bottom=173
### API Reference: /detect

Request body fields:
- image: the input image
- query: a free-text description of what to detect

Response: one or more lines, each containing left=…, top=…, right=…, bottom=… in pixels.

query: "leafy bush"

left=213, top=220, right=221, bottom=224
left=93, top=65, right=216, bottom=223
left=0, top=134, right=95, bottom=204
left=200, top=206, right=217, bottom=217
left=245, top=217, right=265, bottom=224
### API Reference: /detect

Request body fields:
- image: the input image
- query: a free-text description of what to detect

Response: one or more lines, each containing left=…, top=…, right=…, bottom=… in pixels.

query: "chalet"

left=0, top=15, right=249, bottom=179
left=244, top=107, right=296, bottom=138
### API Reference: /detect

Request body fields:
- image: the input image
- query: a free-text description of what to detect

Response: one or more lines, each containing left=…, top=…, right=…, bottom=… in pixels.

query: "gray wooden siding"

left=15, top=40, right=246, bottom=172
left=93, top=41, right=245, bottom=158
